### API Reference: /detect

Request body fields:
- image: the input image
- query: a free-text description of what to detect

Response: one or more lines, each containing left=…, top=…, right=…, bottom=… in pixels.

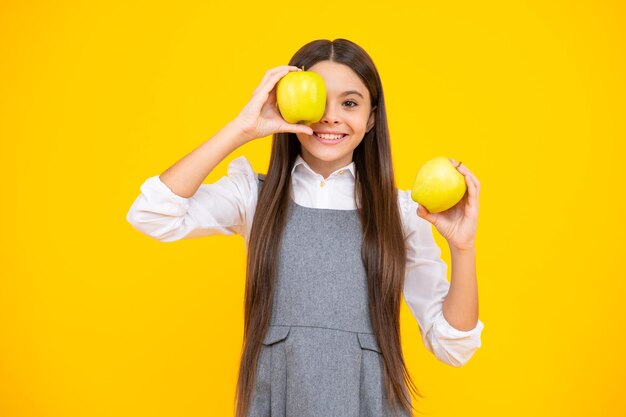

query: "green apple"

left=411, top=156, right=467, bottom=213
left=276, top=67, right=326, bottom=124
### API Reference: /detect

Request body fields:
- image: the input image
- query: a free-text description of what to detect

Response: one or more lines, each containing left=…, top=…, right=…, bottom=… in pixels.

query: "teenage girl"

left=127, top=38, right=485, bottom=417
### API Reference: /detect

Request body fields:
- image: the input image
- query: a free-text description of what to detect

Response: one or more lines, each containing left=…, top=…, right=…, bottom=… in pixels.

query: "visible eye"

left=343, top=100, right=358, bottom=108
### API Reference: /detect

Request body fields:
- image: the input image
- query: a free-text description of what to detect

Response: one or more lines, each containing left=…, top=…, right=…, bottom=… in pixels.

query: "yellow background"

left=1, top=0, right=625, bottom=416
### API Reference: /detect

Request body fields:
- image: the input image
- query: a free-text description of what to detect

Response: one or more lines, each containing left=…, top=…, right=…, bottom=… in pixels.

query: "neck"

left=300, top=152, right=353, bottom=180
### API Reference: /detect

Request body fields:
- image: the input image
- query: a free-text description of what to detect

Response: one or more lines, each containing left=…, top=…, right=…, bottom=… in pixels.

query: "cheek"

left=295, top=132, right=312, bottom=141
left=348, top=113, right=371, bottom=131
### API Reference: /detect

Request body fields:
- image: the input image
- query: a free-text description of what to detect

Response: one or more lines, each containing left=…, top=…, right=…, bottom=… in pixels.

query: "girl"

left=127, top=38, right=484, bottom=417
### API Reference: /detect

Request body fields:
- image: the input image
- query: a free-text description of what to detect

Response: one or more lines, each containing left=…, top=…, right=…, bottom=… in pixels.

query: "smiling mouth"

left=313, top=133, right=349, bottom=141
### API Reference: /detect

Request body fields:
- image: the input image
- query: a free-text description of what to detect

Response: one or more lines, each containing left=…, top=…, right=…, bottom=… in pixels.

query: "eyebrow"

left=339, top=90, right=364, bottom=99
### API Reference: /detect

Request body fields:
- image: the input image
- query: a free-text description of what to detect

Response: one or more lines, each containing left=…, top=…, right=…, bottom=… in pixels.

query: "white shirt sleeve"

left=126, top=156, right=258, bottom=243
left=399, top=189, right=485, bottom=367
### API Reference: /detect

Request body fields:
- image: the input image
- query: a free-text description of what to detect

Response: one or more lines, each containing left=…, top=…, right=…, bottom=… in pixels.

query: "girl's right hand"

left=230, top=65, right=315, bottom=143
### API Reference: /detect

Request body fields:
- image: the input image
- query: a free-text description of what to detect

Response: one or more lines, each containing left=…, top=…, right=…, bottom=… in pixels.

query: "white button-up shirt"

left=126, top=154, right=485, bottom=367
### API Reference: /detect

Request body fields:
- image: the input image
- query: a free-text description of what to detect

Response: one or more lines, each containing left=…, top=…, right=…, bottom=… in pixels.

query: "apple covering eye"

left=276, top=67, right=327, bottom=124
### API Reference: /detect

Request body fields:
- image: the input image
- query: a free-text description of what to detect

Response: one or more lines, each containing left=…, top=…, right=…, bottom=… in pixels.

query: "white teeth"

left=316, top=133, right=345, bottom=140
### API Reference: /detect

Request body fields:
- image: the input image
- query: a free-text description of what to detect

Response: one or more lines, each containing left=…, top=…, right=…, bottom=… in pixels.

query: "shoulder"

left=227, top=155, right=267, bottom=184
left=227, top=155, right=256, bottom=180
left=228, top=155, right=271, bottom=189
left=397, top=187, right=429, bottom=238
left=397, top=188, right=417, bottom=216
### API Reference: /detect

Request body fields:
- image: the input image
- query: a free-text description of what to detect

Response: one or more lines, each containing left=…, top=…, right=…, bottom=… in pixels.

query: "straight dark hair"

left=234, top=38, right=423, bottom=417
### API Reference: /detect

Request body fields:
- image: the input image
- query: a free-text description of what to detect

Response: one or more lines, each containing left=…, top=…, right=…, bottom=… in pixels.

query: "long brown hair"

left=234, top=38, right=423, bottom=417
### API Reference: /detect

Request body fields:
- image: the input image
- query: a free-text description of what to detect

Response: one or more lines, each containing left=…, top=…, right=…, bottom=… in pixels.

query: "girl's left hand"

left=416, top=158, right=480, bottom=251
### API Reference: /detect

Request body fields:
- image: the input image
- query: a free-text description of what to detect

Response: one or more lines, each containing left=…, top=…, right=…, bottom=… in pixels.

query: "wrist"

left=450, top=244, right=476, bottom=255
left=226, top=119, right=255, bottom=145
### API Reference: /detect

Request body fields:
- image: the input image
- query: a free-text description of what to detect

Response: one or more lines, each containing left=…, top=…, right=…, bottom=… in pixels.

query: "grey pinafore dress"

left=247, top=176, right=411, bottom=417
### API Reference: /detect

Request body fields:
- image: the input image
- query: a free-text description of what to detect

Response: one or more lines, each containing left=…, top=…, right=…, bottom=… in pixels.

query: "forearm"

left=442, top=246, right=479, bottom=331
left=159, top=121, right=249, bottom=198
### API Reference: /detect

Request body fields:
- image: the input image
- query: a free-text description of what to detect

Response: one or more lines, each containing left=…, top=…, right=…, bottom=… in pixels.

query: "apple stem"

left=301, top=65, right=305, bottom=71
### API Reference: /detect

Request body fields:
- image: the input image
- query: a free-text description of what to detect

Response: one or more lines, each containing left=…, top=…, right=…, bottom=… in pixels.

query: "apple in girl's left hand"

left=411, top=156, right=467, bottom=213
left=276, top=67, right=326, bottom=124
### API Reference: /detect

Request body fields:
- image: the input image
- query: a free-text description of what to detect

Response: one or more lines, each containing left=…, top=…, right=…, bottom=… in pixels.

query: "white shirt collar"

left=290, top=154, right=356, bottom=179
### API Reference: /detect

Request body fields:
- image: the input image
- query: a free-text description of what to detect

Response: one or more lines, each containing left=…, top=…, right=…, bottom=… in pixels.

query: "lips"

left=312, top=132, right=349, bottom=145
left=313, top=132, right=348, bottom=140
left=313, top=131, right=347, bottom=135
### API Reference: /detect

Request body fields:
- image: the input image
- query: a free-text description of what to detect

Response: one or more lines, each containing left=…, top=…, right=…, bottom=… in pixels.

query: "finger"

left=253, top=68, right=295, bottom=100
left=253, top=66, right=301, bottom=96
left=261, top=66, right=302, bottom=87
left=466, top=175, right=479, bottom=209
left=416, top=204, right=431, bottom=220
left=449, top=157, right=474, bottom=176
left=264, top=65, right=303, bottom=79
left=253, top=70, right=282, bottom=95
left=463, top=170, right=480, bottom=195
left=449, top=158, right=480, bottom=194
left=267, top=85, right=277, bottom=105
left=278, top=123, right=314, bottom=136
left=473, top=175, right=480, bottom=200
left=272, top=65, right=303, bottom=72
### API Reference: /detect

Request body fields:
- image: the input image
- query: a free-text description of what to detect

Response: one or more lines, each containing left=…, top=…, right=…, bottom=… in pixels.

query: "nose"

left=320, top=103, right=340, bottom=124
